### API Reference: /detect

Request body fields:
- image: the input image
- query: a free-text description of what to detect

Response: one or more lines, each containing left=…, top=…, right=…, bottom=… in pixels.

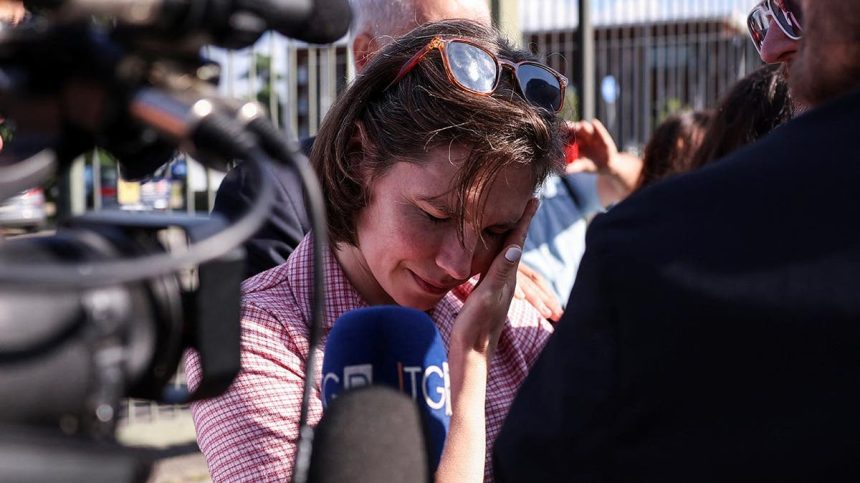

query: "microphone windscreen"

left=322, top=306, right=450, bottom=471
left=269, top=0, right=352, bottom=44
left=308, top=386, right=430, bottom=483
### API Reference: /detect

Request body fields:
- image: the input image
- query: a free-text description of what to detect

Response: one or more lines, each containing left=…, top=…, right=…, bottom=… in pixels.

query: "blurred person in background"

left=0, top=0, right=25, bottom=152
left=0, top=0, right=24, bottom=28
left=635, top=110, right=712, bottom=190
left=610, top=64, right=793, bottom=192
left=189, top=20, right=566, bottom=482
left=691, top=63, right=794, bottom=169
left=748, top=0, right=803, bottom=70
left=522, top=117, right=642, bottom=312
left=495, top=0, right=860, bottom=480
left=748, top=0, right=808, bottom=115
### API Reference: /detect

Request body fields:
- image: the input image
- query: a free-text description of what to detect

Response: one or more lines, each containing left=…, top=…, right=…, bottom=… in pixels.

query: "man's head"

left=350, top=0, right=491, bottom=72
left=790, top=0, right=860, bottom=106
left=747, top=0, right=803, bottom=67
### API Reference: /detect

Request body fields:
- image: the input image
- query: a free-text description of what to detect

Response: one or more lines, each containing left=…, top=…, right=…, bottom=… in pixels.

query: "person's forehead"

left=416, top=0, right=491, bottom=25
left=386, top=147, right=532, bottom=223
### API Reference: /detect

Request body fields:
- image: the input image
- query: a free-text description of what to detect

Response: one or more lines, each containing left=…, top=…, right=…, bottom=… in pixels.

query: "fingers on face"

left=484, top=198, right=537, bottom=285
left=508, top=198, right=539, bottom=249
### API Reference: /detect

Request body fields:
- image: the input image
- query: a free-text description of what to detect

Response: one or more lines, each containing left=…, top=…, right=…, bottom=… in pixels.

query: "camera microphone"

left=319, top=306, right=450, bottom=473
left=24, top=0, right=352, bottom=47
left=308, top=386, right=430, bottom=483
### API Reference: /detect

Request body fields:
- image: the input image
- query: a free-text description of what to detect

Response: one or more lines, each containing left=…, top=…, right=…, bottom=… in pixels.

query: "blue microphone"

left=321, top=306, right=450, bottom=472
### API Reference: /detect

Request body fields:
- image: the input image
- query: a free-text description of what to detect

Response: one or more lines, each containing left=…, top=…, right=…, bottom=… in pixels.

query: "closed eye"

left=484, top=227, right=511, bottom=238
left=424, top=210, right=449, bottom=224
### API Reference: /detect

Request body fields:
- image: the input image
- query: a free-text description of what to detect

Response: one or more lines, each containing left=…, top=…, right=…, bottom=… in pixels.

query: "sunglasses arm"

left=384, top=37, right=444, bottom=91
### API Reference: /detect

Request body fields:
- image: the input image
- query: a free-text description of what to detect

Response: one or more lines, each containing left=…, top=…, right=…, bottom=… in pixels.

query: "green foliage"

left=559, top=90, right=580, bottom=122
left=242, top=53, right=283, bottom=119
left=656, top=97, right=687, bottom=125
left=0, top=121, right=14, bottom=145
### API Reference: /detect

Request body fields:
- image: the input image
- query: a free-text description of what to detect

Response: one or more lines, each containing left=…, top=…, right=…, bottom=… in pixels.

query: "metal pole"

left=92, top=149, right=102, bottom=211
left=577, top=0, right=595, bottom=120
left=57, top=155, right=86, bottom=219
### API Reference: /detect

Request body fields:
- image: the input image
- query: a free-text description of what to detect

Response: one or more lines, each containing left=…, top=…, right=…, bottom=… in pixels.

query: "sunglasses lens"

left=783, top=0, right=804, bottom=24
left=446, top=41, right=497, bottom=93
left=771, top=0, right=802, bottom=38
left=517, top=63, right=563, bottom=112
left=747, top=7, right=768, bottom=52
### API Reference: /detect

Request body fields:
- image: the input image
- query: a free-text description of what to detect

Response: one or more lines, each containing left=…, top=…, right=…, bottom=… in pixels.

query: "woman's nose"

left=435, top=229, right=476, bottom=282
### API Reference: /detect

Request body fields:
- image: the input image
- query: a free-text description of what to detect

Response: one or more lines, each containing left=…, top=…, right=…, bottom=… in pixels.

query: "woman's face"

left=337, top=145, right=535, bottom=311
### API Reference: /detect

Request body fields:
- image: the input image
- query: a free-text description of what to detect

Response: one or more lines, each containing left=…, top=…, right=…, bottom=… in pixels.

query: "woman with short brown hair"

left=187, top=19, right=566, bottom=482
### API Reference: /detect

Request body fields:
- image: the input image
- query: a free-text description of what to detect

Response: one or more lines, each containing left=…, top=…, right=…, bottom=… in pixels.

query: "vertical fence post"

left=92, top=149, right=102, bottom=211
left=576, top=0, right=595, bottom=121
left=269, top=34, right=280, bottom=130
left=57, top=156, right=86, bottom=219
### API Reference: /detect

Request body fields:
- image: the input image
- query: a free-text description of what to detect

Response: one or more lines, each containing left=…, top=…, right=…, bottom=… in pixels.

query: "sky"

left=206, top=0, right=760, bottom=95
left=520, top=0, right=758, bottom=31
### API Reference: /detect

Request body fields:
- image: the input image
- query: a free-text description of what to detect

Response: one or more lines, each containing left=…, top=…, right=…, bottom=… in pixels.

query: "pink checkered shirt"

left=186, top=233, right=553, bottom=482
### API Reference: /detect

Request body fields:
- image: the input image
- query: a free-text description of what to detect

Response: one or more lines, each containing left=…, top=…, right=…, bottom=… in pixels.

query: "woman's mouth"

left=410, top=271, right=449, bottom=295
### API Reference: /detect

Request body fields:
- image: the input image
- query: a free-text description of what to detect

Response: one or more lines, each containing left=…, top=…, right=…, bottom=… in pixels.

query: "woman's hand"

left=567, top=119, right=643, bottom=206
left=450, top=197, right=539, bottom=357
left=515, top=262, right=563, bottom=322
left=565, top=119, right=619, bottom=176
left=436, top=198, right=538, bottom=483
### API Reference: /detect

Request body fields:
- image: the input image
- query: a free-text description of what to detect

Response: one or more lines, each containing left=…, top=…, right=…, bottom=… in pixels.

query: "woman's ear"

left=346, top=119, right=380, bottom=212
left=352, top=32, right=379, bottom=73
left=346, top=119, right=382, bottom=185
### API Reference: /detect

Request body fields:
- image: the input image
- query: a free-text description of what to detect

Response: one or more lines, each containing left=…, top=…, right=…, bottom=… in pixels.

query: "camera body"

left=0, top=211, right=242, bottom=436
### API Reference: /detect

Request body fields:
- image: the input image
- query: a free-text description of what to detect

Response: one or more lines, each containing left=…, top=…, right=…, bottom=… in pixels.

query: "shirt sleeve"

left=504, top=298, right=555, bottom=371
left=185, top=301, right=321, bottom=482
left=564, top=172, right=605, bottom=215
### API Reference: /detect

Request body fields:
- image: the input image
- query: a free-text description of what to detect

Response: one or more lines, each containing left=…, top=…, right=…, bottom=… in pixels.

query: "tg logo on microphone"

left=322, top=362, right=452, bottom=416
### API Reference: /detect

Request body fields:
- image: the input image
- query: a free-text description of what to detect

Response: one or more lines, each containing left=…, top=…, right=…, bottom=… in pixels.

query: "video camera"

left=0, top=0, right=349, bottom=480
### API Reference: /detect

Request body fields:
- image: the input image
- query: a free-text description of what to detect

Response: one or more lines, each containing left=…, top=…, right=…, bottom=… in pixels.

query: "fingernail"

left=505, top=246, right=522, bottom=263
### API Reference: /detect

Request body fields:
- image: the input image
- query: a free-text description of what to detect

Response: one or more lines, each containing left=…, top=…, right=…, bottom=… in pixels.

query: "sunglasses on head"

left=747, top=0, right=804, bottom=54
left=386, top=36, right=569, bottom=113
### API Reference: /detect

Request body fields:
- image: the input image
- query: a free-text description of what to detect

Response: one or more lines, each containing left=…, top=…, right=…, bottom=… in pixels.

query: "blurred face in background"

left=748, top=0, right=804, bottom=68
left=790, top=0, right=860, bottom=107
left=0, top=1, right=24, bottom=26
left=351, top=0, right=492, bottom=72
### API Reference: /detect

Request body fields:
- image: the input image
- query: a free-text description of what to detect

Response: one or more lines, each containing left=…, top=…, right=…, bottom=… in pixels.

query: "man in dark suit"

left=494, top=0, right=860, bottom=481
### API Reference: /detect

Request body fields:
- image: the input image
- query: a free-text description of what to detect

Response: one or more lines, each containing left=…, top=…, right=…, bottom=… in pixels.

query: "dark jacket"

left=212, top=137, right=314, bottom=278
left=494, top=86, right=860, bottom=482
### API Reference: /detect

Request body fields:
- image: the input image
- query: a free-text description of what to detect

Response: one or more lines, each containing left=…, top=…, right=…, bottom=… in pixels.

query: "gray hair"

left=349, top=0, right=491, bottom=44
left=350, top=0, right=414, bottom=43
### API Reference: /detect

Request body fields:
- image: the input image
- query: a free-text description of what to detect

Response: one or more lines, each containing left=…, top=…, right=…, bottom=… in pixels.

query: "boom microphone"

left=321, top=306, right=450, bottom=472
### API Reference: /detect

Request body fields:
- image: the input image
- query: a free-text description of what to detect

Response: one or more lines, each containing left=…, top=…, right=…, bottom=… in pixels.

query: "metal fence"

left=523, top=0, right=762, bottom=152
